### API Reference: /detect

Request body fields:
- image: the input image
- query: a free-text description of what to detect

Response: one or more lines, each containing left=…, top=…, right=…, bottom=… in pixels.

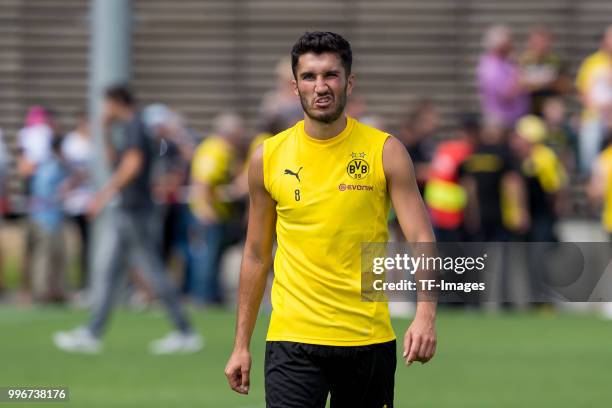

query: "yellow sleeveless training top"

left=263, top=116, right=396, bottom=346
left=597, top=146, right=612, bottom=232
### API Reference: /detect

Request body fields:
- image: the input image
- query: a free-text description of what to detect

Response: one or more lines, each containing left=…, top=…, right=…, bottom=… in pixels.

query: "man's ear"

left=292, top=79, right=299, bottom=96
left=347, top=73, right=356, bottom=96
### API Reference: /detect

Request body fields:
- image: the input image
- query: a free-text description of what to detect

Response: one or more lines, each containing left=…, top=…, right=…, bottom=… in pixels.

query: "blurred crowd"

left=0, top=25, right=612, bottom=310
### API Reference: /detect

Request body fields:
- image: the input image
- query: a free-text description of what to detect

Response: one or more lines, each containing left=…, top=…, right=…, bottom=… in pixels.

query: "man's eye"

left=326, top=73, right=338, bottom=78
left=302, top=74, right=314, bottom=80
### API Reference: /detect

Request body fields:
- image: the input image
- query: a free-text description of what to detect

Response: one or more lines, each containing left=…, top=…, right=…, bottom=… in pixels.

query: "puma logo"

left=284, top=167, right=303, bottom=182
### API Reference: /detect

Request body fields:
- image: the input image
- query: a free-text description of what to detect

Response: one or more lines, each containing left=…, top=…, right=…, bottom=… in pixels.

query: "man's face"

left=103, top=98, right=121, bottom=121
left=511, top=134, right=532, bottom=158
left=419, top=108, right=439, bottom=135
left=528, top=32, right=551, bottom=55
left=292, top=52, right=354, bottom=124
left=499, top=36, right=514, bottom=56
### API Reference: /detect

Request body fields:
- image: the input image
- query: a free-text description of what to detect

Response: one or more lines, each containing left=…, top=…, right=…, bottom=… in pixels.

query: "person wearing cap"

left=511, top=115, right=567, bottom=306
left=16, top=106, right=55, bottom=303
left=143, top=104, right=197, bottom=295
left=511, top=115, right=567, bottom=242
left=17, top=106, right=54, bottom=175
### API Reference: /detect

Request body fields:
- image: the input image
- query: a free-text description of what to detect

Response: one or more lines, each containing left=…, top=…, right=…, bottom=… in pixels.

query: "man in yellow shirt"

left=190, top=113, right=245, bottom=304
left=225, top=32, right=436, bottom=407
left=588, top=131, right=612, bottom=319
left=575, top=26, right=612, bottom=173
left=589, top=128, right=612, bottom=235
left=513, top=115, right=567, bottom=241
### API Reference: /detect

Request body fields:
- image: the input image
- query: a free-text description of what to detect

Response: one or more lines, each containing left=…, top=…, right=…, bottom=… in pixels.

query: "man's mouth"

left=314, top=95, right=333, bottom=109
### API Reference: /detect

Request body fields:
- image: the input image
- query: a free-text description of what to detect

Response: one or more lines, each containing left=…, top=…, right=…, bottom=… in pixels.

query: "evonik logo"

left=338, top=183, right=374, bottom=192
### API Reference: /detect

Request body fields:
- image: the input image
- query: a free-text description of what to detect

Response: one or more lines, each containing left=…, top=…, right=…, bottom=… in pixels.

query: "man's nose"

left=314, top=76, right=328, bottom=93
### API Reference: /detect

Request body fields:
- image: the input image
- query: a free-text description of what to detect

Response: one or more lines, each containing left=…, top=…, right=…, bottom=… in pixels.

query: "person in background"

left=587, top=123, right=612, bottom=319
left=17, top=106, right=53, bottom=177
left=29, top=137, right=68, bottom=303
left=0, top=128, right=8, bottom=297
left=520, top=26, right=571, bottom=116
left=258, top=56, right=303, bottom=133
left=423, top=117, right=475, bottom=242
left=16, top=106, right=54, bottom=303
left=61, top=111, right=94, bottom=291
left=541, top=96, right=578, bottom=171
left=512, top=115, right=567, bottom=306
left=345, top=93, right=368, bottom=120
left=227, top=124, right=279, bottom=207
left=461, top=121, right=528, bottom=309
left=398, top=99, right=439, bottom=192
left=477, top=25, right=529, bottom=129
left=359, top=114, right=386, bottom=131
left=460, top=119, right=527, bottom=241
left=143, top=103, right=197, bottom=295
left=190, top=113, right=246, bottom=305
left=511, top=115, right=567, bottom=242
left=575, top=26, right=612, bottom=174
left=54, top=85, right=200, bottom=354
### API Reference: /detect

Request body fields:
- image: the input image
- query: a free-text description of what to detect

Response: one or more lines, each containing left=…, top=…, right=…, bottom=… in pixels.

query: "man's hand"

left=225, top=348, right=252, bottom=395
left=193, top=204, right=219, bottom=225
left=86, top=187, right=115, bottom=219
left=224, top=145, right=275, bottom=396
left=86, top=192, right=105, bottom=219
left=17, top=157, right=36, bottom=178
left=403, top=315, right=437, bottom=366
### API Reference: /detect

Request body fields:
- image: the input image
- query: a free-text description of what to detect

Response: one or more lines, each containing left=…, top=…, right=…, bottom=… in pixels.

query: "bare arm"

left=166, top=128, right=196, bottom=163
left=106, top=149, right=143, bottom=192
left=102, top=125, right=118, bottom=165
left=502, top=171, right=530, bottom=233
left=383, top=136, right=437, bottom=365
left=87, top=148, right=143, bottom=217
left=588, top=158, right=607, bottom=209
left=225, top=144, right=276, bottom=395
left=190, top=180, right=219, bottom=223
left=461, top=175, right=481, bottom=236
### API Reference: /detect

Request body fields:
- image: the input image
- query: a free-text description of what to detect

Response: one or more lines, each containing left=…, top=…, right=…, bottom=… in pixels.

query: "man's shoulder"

left=124, top=113, right=150, bottom=145
left=352, top=118, right=390, bottom=145
left=194, top=135, right=231, bottom=160
left=582, top=51, right=609, bottom=69
left=127, top=111, right=147, bottom=130
left=263, top=121, right=301, bottom=152
left=532, top=144, right=560, bottom=166
left=476, top=53, right=497, bottom=70
left=599, top=145, right=612, bottom=162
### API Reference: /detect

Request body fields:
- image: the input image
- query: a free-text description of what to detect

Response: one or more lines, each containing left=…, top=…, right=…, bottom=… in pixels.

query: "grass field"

left=0, top=306, right=610, bottom=408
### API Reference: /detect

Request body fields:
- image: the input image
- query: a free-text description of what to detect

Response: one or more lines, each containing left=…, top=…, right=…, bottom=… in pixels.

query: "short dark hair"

left=291, top=31, right=352, bottom=78
left=105, top=84, right=135, bottom=107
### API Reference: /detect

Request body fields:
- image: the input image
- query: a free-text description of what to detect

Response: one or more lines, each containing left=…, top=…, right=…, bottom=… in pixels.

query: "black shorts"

left=265, top=340, right=396, bottom=408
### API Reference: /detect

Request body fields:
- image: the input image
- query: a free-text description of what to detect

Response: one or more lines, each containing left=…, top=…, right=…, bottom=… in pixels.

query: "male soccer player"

left=225, top=32, right=437, bottom=407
